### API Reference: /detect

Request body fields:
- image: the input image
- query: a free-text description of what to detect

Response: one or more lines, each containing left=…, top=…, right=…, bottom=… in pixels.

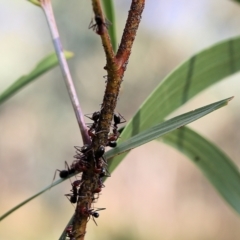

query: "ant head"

left=108, top=141, right=117, bottom=148
left=92, top=212, right=99, bottom=218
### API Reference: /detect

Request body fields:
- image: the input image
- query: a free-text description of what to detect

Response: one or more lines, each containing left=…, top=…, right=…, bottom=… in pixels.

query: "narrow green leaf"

left=109, top=36, right=240, bottom=174
left=161, top=127, right=240, bottom=213
left=1, top=97, right=231, bottom=223
left=107, top=97, right=232, bottom=166
left=0, top=51, right=74, bottom=105
left=102, top=0, right=117, bottom=52
left=0, top=178, right=68, bottom=222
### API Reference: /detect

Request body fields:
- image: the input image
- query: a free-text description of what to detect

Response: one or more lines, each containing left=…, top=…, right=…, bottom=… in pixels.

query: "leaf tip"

left=227, top=96, right=234, bottom=103
left=28, top=0, right=41, bottom=7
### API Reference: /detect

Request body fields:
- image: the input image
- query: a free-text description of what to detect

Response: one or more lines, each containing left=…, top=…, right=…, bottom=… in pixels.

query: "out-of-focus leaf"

left=102, top=0, right=117, bottom=52
left=106, top=97, right=232, bottom=162
left=0, top=178, right=68, bottom=222
left=108, top=36, right=240, bottom=173
left=161, top=127, right=240, bottom=214
left=0, top=51, right=74, bottom=105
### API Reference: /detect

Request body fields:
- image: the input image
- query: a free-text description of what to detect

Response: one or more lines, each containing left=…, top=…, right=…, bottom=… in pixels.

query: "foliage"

left=1, top=1, right=240, bottom=239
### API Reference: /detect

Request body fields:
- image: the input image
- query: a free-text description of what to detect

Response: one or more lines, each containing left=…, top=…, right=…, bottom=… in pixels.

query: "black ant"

left=71, top=157, right=90, bottom=173
left=79, top=206, right=106, bottom=225
left=74, top=144, right=92, bottom=156
left=92, top=176, right=106, bottom=194
left=88, top=15, right=111, bottom=35
left=53, top=156, right=88, bottom=183
left=85, top=111, right=100, bottom=138
left=113, top=113, right=126, bottom=129
left=107, top=113, right=126, bottom=146
left=85, top=111, right=100, bottom=122
left=65, top=180, right=82, bottom=204
left=53, top=161, right=76, bottom=182
left=94, top=145, right=108, bottom=169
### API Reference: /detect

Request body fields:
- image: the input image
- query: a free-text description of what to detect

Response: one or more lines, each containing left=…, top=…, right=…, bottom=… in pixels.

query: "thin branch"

left=91, top=0, right=116, bottom=67
left=116, top=0, right=145, bottom=76
left=71, top=1, right=145, bottom=240
left=39, top=0, right=90, bottom=144
left=90, top=0, right=122, bottom=150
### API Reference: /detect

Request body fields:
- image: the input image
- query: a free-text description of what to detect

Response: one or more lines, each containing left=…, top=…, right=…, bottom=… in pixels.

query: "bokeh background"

left=1, top=0, right=240, bottom=239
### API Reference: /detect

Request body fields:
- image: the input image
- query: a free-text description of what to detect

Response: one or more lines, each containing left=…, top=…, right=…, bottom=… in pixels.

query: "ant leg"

left=92, top=216, right=98, bottom=226
left=51, top=169, right=61, bottom=189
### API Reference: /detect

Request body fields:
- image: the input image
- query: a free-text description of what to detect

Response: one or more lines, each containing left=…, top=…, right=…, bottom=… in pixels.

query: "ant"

left=85, top=111, right=100, bottom=123
left=53, top=156, right=88, bottom=184
left=74, top=144, right=92, bottom=160
left=95, top=145, right=105, bottom=159
left=107, top=113, right=126, bottom=146
left=85, top=111, right=100, bottom=138
left=65, top=180, right=82, bottom=204
left=53, top=161, right=76, bottom=182
left=79, top=206, right=106, bottom=225
left=75, top=144, right=92, bottom=154
left=92, top=176, right=105, bottom=194
left=88, top=15, right=111, bottom=35
left=94, top=146, right=108, bottom=174
left=113, top=113, right=126, bottom=130
left=71, top=157, right=90, bottom=173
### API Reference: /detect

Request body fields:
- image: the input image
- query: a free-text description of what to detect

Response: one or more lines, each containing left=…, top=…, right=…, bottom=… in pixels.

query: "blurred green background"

left=1, top=0, right=240, bottom=239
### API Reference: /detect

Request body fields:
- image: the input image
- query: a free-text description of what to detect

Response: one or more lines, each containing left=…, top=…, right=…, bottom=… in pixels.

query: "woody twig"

left=71, top=1, right=145, bottom=239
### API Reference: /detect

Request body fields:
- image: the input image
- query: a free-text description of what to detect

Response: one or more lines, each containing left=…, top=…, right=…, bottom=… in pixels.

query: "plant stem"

left=40, top=0, right=90, bottom=144
left=116, top=0, right=145, bottom=76
left=71, top=1, right=145, bottom=239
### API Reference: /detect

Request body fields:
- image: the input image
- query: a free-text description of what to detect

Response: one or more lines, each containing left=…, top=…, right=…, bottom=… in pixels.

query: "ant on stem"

left=79, top=205, right=106, bottom=226
left=53, top=161, right=76, bottom=181
left=88, top=15, right=111, bottom=35
left=85, top=111, right=100, bottom=139
left=107, top=113, right=126, bottom=147
left=65, top=180, right=82, bottom=204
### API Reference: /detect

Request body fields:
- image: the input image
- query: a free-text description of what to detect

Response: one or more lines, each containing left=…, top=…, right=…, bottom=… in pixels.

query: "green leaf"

left=109, top=36, right=240, bottom=173
left=1, top=98, right=231, bottom=224
left=0, top=178, right=68, bottom=222
left=161, top=127, right=240, bottom=213
left=102, top=0, right=117, bottom=53
left=106, top=97, right=232, bottom=164
left=0, top=51, right=74, bottom=105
